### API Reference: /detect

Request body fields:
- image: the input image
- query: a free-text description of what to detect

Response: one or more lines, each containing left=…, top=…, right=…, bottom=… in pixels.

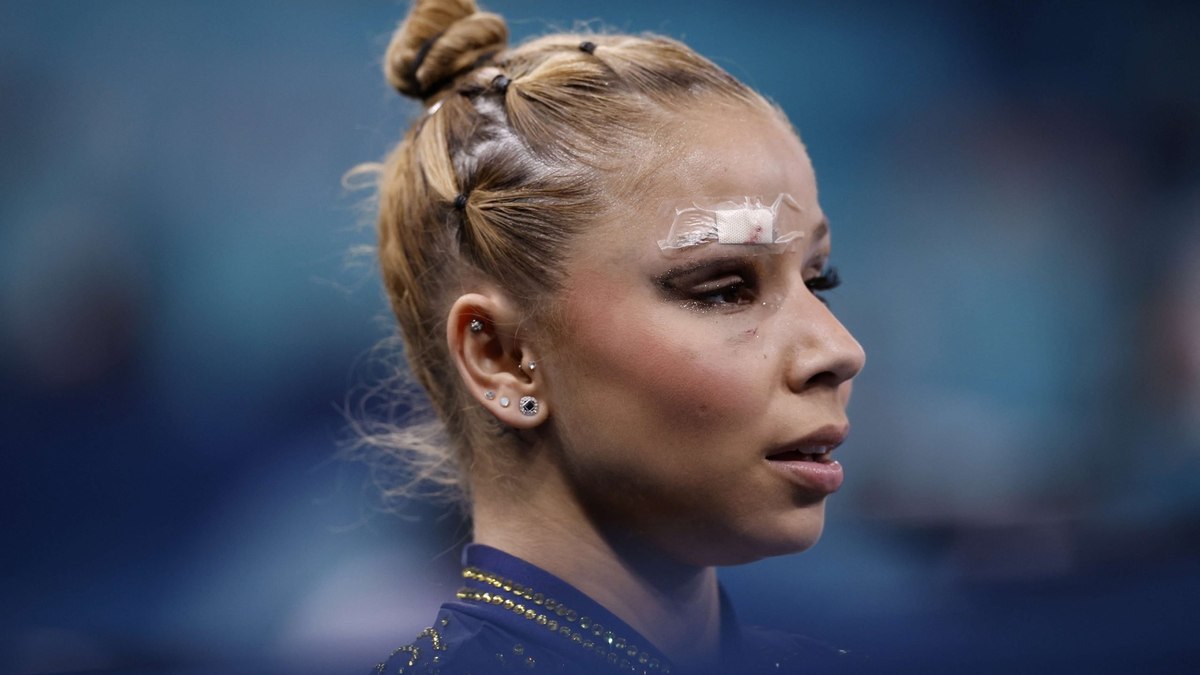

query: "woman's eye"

left=805, top=266, right=841, bottom=305
left=689, top=274, right=756, bottom=307
left=657, top=260, right=760, bottom=311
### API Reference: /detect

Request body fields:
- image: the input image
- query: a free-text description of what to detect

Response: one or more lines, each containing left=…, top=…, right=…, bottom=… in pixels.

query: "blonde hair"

left=356, top=0, right=772, bottom=505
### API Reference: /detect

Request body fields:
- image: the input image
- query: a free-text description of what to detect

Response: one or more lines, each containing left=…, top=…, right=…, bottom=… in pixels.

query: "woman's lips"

left=764, top=452, right=844, bottom=493
left=763, top=425, right=848, bottom=495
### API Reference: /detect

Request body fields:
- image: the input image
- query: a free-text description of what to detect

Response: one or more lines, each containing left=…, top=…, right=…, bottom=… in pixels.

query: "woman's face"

left=540, top=105, right=865, bottom=566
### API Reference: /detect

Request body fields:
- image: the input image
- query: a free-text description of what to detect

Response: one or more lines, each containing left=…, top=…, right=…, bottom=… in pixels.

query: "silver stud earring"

left=468, top=318, right=484, bottom=333
left=499, top=396, right=510, bottom=408
left=484, top=390, right=495, bottom=400
left=527, top=360, right=536, bottom=372
left=519, top=396, right=539, bottom=416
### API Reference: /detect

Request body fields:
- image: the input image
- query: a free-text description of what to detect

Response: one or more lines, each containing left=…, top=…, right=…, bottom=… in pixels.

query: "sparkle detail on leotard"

left=458, top=566, right=670, bottom=673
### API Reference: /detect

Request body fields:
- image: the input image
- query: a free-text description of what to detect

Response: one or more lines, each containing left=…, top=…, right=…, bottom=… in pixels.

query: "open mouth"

left=764, top=430, right=846, bottom=493
left=765, top=446, right=834, bottom=463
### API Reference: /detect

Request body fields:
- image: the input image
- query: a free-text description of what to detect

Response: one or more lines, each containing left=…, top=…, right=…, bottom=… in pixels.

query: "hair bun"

left=385, top=0, right=509, bottom=104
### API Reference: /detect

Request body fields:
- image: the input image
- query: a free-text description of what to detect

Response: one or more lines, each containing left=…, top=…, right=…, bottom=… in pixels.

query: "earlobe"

left=446, top=293, right=549, bottom=428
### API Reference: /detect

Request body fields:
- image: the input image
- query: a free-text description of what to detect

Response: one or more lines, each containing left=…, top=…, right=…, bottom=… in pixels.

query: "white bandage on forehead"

left=657, top=194, right=805, bottom=251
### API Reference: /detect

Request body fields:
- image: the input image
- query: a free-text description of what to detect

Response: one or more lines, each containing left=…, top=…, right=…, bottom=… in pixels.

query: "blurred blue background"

left=2, top=1, right=1198, bottom=673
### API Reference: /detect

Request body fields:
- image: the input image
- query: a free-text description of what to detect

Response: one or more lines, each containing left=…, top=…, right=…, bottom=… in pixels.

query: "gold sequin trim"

left=420, top=626, right=448, bottom=652
left=459, top=566, right=671, bottom=673
left=375, top=624, right=448, bottom=674
left=376, top=644, right=418, bottom=673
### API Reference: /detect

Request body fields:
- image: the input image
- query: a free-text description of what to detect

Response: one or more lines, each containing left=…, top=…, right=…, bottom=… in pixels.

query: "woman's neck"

left=472, top=470, right=723, bottom=669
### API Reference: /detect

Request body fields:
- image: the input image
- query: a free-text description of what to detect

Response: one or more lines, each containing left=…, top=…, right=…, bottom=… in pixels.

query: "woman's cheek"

left=611, top=319, right=770, bottom=428
left=561, top=279, right=770, bottom=428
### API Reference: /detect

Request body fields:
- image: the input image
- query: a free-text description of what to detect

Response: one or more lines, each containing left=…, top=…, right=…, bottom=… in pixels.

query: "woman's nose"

left=783, top=291, right=866, bottom=393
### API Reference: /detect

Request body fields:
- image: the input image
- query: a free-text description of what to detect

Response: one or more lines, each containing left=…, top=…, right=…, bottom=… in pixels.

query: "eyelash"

left=671, top=264, right=842, bottom=309
left=806, top=266, right=841, bottom=304
left=689, top=274, right=756, bottom=308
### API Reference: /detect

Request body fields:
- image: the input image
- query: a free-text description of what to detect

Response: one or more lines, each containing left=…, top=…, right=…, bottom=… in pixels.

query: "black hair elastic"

left=410, top=30, right=445, bottom=80
left=454, top=194, right=468, bottom=211
left=579, top=41, right=597, bottom=54
left=491, top=74, right=511, bottom=93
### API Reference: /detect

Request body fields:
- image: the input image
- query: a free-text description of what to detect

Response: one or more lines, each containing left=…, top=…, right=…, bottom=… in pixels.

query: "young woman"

left=365, top=1, right=865, bottom=672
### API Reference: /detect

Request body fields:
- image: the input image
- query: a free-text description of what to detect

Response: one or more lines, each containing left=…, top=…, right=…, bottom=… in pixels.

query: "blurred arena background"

left=2, top=1, right=1197, bottom=673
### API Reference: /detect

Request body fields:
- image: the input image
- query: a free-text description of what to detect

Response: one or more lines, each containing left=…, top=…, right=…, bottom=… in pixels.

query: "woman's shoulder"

left=374, top=544, right=681, bottom=673
left=374, top=606, right=863, bottom=675
left=373, top=544, right=864, bottom=674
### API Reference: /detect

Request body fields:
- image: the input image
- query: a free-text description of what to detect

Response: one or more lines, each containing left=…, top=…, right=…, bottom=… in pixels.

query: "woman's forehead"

left=577, top=119, right=825, bottom=268
left=653, top=108, right=813, bottom=192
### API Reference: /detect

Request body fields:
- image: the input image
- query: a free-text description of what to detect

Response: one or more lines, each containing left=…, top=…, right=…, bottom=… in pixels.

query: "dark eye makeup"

left=654, top=255, right=844, bottom=311
left=655, top=257, right=759, bottom=310
left=805, top=266, right=840, bottom=305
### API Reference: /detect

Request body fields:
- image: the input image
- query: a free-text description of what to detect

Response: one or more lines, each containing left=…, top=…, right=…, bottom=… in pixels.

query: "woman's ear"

left=447, top=292, right=548, bottom=428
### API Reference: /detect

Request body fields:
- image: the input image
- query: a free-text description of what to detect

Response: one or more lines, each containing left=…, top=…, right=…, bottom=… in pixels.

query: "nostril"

left=805, top=370, right=843, bottom=389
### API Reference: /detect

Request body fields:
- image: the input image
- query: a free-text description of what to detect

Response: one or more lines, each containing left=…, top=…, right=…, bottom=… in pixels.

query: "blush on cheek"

left=561, top=274, right=767, bottom=430
left=597, top=319, right=764, bottom=428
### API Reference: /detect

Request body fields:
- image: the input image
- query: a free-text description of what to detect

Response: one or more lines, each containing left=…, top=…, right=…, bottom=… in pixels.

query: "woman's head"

left=370, top=0, right=863, bottom=562
left=375, top=2, right=772, bottom=480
